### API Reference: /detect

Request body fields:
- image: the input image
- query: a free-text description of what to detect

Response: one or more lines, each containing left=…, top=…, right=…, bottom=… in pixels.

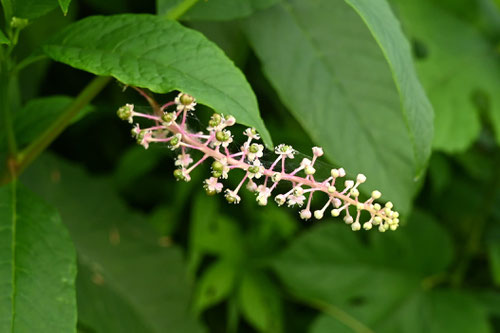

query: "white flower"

left=274, top=194, right=287, bottom=206
left=247, top=160, right=264, bottom=179
left=175, top=93, right=196, bottom=112
left=287, top=194, right=305, bottom=207
left=219, top=157, right=230, bottom=179
left=300, top=158, right=312, bottom=168
left=275, top=144, right=295, bottom=159
left=224, top=189, right=241, bottom=204
left=204, top=177, right=223, bottom=194
left=169, top=133, right=182, bottom=150
left=117, top=104, right=134, bottom=123
left=247, top=143, right=264, bottom=161
left=243, top=128, right=260, bottom=140
left=314, top=210, right=324, bottom=219
left=131, top=124, right=141, bottom=138
left=246, top=180, right=258, bottom=192
left=256, top=187, right=272, bottom=206
left=139, top=131, right=152, bottom=149
left=214, top=129, right=233, bottom=148
left=175, top=154, right=193, bottom=167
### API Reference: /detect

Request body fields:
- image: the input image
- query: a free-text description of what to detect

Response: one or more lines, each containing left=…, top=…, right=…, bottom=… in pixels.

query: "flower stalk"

left=117, top=91, right=400, bottom=232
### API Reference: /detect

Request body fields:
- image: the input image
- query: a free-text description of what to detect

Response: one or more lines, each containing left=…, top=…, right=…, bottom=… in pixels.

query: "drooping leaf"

left=0, top=181, right=77, bottom=332
left=22, top=154, right=205, bottom=333
left=243, top=0, right=432, bottom=212
left=272, top=211, right=489, bottom=332
left=57, top=0, right=70, bottom=15
left=392, top=0, right=500, bottom=152
left=157, top=0, right=279, bottom=21
left=42, top=14, right=272, bottom=147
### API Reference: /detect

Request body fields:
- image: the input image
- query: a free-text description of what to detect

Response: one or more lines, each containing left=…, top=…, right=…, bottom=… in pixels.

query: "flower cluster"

left=117, top=91, right=400, bottom=232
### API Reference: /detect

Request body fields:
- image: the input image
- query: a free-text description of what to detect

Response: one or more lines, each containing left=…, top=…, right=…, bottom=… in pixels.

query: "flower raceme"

left=117, top=92, right=400, bottom=232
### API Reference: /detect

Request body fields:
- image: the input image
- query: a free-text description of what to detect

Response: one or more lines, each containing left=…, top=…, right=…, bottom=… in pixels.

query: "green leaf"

left=193, top=259, right=238, bottom=314
left=312, top=290, right=491, bottom=333
left=42, top=14, right=273, bottom=148
left=392, top=0, right=500, bottom=152
left=22, top=154, right=205, bottom=333
left=0, top=181, right=77, bottom=332
left=243, top=0, right=432, bottom=212
left=0, top=29, right=9, bottom=44
left=157, top=0, right=279, bottom=21
left=238, top=271, right=283, bottom=333
left=188, top=193, right=244, bottom=275
left=272, top=211, right=490, bottom=332
left=13, top=95, right=94, bottom=149
left=57, top=0, right=70, bottom=15
left=12, top=0, right=59, bottom=19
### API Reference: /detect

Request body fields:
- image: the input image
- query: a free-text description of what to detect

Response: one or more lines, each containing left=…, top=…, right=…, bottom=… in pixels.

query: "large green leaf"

left=243, top=0, right=432, bottom=212
left=272, top=211, right=491, bottom=332
left=0, top=181, right=77, bottom=332
left=12, top=0, right=59, bottom=19
left=392, top=0, right=500, bottom=152
left=157, top=0, right=279, bottom=21
left=42, top=14, right=272, bottom=147
left=22, top=154, right=205, bottom=333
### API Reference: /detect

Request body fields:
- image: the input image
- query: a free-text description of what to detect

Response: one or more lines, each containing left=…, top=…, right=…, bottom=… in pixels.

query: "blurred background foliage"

left=2, top=0, right=500, bottom=332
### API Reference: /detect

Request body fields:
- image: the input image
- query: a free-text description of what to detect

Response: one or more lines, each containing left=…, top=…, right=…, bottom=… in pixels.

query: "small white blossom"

left=274, top=194, right=287, bottom=206
left=247, top=143, right=264, bottom=161
left=204, top=177, right=223, bottom=194
left=246, top=180, right=258, bottom=192
left=256, top=187, right=272, bottom=206
left=243, top=128, right=260, bottom=140
left=224, top=189, right=241, bottom=204
left=287, top=194, right=306, bottom=207
left=275, top=144, right=295, bottom=159
left=175, top=93, right=197, bottom=112
left=175, top=154, right=193, bottom=167
left=247, top=160, right=265, bottom=179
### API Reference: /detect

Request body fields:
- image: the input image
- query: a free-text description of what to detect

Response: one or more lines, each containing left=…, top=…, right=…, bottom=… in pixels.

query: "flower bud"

left=299, top=209, right=312, bottom=220
left=351, top=221, right=361, bottom=231
left=272, top=172, right=282, bottom=182
left=356, top=174, right=366, bottom=183
left=225, top=116, right=236, bottom=126
left=363, top=222, right=373, bottom=230
left=351, top=189, right=359, bottom=197
left=331, top=209, right=340, bottom=217
left=330, top=169, right=339, bottom=178
left=314, top=210, right=324, bottom=219
left=328, top=186, right=336, bottom=193
left=344, top=216, right=354, bottom=224
left=371, top=190, right=381, bottom=199
left=305, top=165, right=316, bottom=175
left=312, top=147, right=324, bottom=157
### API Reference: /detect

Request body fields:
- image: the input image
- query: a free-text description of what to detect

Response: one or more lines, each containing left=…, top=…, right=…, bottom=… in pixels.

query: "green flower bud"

left=249, top=144, right=259, bottom=153
left=212, top=161, right=223, bottom=171
left=180, top=93, right=194, bottom=105
left=173, top=169, right=184, bottom=180
left=162, top=112, right=175, bottom=124
left=215, top=131, right=226, bottom=142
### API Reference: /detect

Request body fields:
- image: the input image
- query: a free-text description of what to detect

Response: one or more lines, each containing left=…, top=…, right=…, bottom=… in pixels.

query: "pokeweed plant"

left=117, top=91, right=400, bottom=232
left=7, top=0, right=500, bottom=332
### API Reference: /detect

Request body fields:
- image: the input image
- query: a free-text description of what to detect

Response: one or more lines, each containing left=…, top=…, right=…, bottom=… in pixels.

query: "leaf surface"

left=0, top=181, right=77, bottom=332
left=43, top=14, right=272, bottom=147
